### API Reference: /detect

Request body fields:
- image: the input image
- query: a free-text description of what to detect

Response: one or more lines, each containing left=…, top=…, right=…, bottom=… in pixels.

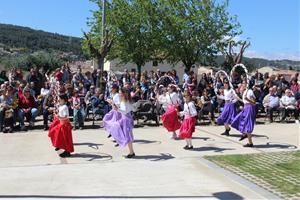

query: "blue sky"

left=0, top=0, right=299, bottom=61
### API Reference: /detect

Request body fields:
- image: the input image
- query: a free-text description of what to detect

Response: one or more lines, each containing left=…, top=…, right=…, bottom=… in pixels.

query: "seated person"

left=72, top=89, right=85, bottom=130
left=263, top=87, right=280, bottom=123
left=131, top=85, right=142, bottom=103
left=40, top=82, right=51, bottom=98
left=91, top=88, right=109, bottom=117
left=199, top=89, right=215, bottom=124
left=280, top=89, right=299, bottom=123
left=18, top=88, right=38, bottom=130
left=42, top=94, right=55, bottom=130
left=0, top=85, right=15, bottom=133
left=84, top=85, right=96, bottom=106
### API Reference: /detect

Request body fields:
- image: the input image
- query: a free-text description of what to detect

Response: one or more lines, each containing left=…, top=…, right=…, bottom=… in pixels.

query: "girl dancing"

left=179, top=92, right=197, bottom=150
left=217, top=80, right=238, bottom=136
left=231, top=83, right=256, bottom=147
left=48, top=94, right=74, bottom=157
left=103, top=88, right=135, bottom=158
left=161, top=84, right=181, bottom=139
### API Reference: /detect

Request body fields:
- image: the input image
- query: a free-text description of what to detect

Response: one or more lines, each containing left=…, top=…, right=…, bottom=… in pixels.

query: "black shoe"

left=44, top=127, right=48, bottom=131
left=107, top=134, right=112, bottom=138
left=8, top=128, right=13, bottom=133
left=55, top=148, right=60, bottom=151
left=3, top=128, right=8, bottom=133
left=126, top=153, right=135, bottom=158
left=114, top=143, right=119, bottom=147
left=59, top=151, right=71, bottom=158
left=221, top=131, right=229, bottom=136
left=221, top=128, right=230, bottom=136
left=239, top=135, right=247, bottom=141
left=243, top=143, right=254, bottom=148
left=184, top=145, right=193, bottom=150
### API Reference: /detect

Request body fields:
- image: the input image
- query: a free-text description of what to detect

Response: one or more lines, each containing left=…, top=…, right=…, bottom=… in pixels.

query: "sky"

left=0, top=0, right=299, bottom=61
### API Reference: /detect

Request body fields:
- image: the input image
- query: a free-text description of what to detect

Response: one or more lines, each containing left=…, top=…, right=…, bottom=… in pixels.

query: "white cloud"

left=244, top=50, right=300, bottom=61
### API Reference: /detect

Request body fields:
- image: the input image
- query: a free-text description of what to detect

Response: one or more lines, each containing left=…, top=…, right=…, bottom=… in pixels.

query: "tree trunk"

left=97, top=56, right=104, bottom=71
left=183, top=61, right=194, bottom=72
left=137, top=65, right=142, bottom=81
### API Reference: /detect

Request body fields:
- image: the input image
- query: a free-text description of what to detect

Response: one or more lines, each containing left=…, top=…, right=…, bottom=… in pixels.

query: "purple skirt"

left=217, top=102, right=237, bottom=125
left=103, top=110, right=134, bottom=147
left=231, top=104, right=256, bottom=134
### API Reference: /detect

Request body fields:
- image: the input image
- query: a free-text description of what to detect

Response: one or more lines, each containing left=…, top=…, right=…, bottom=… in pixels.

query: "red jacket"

left=18, top=89, right=36, bottom=109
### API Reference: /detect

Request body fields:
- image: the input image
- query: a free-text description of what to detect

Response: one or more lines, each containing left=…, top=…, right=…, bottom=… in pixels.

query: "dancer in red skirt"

left=48, top=94, right=74, bottom=158
left=179, top=92, right=197, bottom=149
left=161, top=84, right=181, bottom=139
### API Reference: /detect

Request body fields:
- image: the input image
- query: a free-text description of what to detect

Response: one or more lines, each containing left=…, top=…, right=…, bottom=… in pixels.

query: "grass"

left=205, top=151, right=300, bottom=198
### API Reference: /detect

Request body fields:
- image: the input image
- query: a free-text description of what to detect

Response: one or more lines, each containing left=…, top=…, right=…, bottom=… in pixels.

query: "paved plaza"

left=0, top=121, right=298, bottom=200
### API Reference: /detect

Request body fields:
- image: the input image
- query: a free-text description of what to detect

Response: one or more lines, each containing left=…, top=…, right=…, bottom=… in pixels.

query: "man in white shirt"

left=280, top=89, right=299, bottom=123
left=263, top=88, right=280, bottom=123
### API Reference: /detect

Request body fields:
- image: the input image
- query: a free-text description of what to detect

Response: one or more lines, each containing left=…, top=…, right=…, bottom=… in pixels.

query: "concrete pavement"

left=0, top=121, right=298, bottom=199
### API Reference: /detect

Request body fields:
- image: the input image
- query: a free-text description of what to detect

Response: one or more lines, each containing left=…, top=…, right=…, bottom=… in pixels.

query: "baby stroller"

left=132, top=100, right=160, bottom=126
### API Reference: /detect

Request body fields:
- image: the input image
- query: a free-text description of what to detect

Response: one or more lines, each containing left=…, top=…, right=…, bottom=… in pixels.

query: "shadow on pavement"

left=189, top=147, right=235, bottom=153
left=133, top=139, right=161, bottom=144
left=192, top=137, right=214, bottom=141
left=0, top=195, right=215, bottom=199
left=73, top=143, right=103, bottom=150
left=0, top=192, right=244, bottom=199
left=229, top=134, right=269, bottom=139
left=213, top=191, right=244, bottom=200
left=254, top=142, right=297, bottom=149
left=132, top=153, right=175, bottom=161
left=70, top=152, right=112, bottom=162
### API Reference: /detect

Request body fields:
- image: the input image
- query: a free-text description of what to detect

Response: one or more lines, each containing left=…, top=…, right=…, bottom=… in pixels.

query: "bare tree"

left=83, top=32, right=113, bottom=70
left=222, top=40, right=250, bottom=71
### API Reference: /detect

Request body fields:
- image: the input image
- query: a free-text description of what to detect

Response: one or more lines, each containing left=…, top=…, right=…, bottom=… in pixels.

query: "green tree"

left=84, top=0, right=160, bottom=78
left=157, top=0, right=241, bottom=71
left=84, top=0, right=241, bottom=74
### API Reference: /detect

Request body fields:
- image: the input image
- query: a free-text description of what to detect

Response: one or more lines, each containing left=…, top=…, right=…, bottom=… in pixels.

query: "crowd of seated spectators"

left=0, top=64, right=299, bottom=134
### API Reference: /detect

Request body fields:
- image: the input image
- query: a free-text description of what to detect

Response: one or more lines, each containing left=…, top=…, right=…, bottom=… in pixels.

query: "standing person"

left=103, top=84, right=120, bottom=138
left=161, top=84, right=181, bottom=139
left=216, top=80, right=238, bottom=136
left=178, top=92, right=197, bottom=150
left=103, top=88, right=135, bottom=158
left=72, top=89, right=85, bottom=130
left=48, top=94, right=74, bottom=158
left=231, top=83, right=256, bottom=147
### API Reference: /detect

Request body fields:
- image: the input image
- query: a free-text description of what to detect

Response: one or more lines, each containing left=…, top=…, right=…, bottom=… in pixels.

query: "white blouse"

left=180, top=102, right=197, bottom=118
left=243, top=89, right=255, bottom=104
left=58, top=105, right=69, bottom=118
left=40, top=88, right=50, bottom=97
left=167, top=92, right=180, bottom=106
left=220, top=89, right=237, bottom=102
left=119, top=101, right=133, bottom=115
left=112, top=93, right=121, bottom=108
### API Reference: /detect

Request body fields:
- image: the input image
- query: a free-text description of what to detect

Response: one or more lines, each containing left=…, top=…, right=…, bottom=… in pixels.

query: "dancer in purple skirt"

left=217, top=80, right=238, bottom=136
left=105, top=84, right=120, bottom=140
left=231, top=83, right=256, bottom=147
left=103, top=88, right=135, bottom=158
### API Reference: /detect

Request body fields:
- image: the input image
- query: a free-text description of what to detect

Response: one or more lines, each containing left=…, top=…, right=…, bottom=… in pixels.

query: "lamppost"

left=99, top=0, right=106, bottom=71
left=101, top=0, right=106, bottom=41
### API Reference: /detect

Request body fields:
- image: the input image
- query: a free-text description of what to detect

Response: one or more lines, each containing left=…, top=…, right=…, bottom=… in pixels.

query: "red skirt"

left=48, top=116, right=74, bottom=153
left=179, top=117, right=197, bottom=139
left=161, top=105, right=181, bottom=132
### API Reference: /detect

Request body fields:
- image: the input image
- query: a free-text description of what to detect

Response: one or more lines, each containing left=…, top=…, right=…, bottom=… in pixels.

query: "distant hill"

left=0, top=23, right=83, bottom=56
left=0, top=23, right=299, bottom=71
